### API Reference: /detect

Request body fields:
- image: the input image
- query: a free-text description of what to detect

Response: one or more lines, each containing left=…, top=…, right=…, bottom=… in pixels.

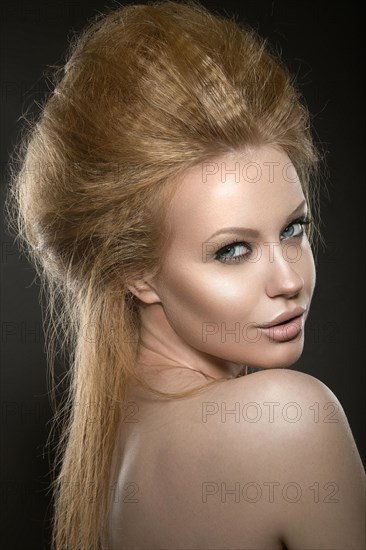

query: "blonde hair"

left=5, top=0, right=322, bottom=548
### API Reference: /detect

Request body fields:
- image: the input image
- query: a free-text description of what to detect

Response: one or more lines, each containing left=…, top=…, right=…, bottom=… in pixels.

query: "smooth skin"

left=104, top=146, right=365, bottom=549
left=128, top=145, right=316, bottom=383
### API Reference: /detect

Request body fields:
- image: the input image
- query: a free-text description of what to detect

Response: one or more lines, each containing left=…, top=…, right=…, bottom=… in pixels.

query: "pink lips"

left=258, top=306, right=306, bottom=342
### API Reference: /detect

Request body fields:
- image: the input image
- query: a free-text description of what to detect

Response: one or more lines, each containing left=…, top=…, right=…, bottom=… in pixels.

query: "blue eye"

left=281, top=216, right=312, bottom=240
left=215, top=241, right=250, bottom=264
left=281, top=222, right=303, bottom=239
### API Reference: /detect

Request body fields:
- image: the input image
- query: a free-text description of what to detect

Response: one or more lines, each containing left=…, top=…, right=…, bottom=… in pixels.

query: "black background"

left=1, top=1, right=364, bottom=548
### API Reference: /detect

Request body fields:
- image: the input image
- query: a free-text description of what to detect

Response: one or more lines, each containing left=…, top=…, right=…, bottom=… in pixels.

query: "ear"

left=126, top=275, right=162, bottom=305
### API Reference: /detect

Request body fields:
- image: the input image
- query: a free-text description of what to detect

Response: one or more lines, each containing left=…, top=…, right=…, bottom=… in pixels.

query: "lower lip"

left=259, top=314, right=304, bottom=342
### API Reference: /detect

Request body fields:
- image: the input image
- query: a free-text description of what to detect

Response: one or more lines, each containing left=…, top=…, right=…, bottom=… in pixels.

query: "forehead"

left=165, top=145, right=304, bottom=240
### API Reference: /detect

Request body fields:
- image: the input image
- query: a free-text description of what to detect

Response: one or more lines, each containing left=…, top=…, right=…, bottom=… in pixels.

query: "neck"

left=133, top=301, right=244, bottom=389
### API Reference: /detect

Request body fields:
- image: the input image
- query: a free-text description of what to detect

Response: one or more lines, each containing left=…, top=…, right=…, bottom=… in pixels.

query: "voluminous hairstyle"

left=6, top=1, right=321, bottom=548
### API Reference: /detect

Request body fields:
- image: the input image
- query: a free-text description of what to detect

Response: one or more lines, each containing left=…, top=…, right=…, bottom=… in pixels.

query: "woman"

left=6, top=0, right=364, bottom=548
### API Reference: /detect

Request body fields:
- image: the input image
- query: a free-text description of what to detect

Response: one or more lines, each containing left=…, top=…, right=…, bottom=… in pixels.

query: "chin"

left=244, top=341, right=305, bottom=370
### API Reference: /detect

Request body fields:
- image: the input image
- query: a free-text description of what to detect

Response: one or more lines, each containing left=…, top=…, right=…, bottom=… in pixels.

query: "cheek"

left=162, top=267, right=236, bottom=313
left=158, top=261, right=256, bottom=332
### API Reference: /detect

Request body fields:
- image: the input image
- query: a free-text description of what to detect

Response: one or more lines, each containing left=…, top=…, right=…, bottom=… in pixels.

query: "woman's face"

left=149, top=145, right=316, bottom=370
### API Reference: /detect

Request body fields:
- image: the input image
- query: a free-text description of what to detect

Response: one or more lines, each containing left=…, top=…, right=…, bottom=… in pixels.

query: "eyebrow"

left=205, top=200, right=307, bottom=241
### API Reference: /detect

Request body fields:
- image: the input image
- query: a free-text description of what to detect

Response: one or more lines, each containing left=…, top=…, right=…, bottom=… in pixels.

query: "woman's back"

left=104, top=368, right=365, bottom=549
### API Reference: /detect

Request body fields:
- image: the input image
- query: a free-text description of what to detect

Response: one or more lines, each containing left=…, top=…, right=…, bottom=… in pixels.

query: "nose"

left=264, top=242, right=304, bottom=299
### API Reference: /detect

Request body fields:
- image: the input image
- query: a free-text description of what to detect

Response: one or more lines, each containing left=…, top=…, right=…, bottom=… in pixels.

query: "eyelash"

left=214, top=216, right=313, bottom=264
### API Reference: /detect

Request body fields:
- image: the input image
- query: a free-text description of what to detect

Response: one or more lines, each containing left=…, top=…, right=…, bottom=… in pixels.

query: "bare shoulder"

left=204, top=368, right=365, bottom=549
left=203, top=367, right=344, bottom=434
left=211, top=367, right=363, bottom=479
left=230, top=367, right=340, bottom=403
left=112, top=370, right=364, bottom=549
